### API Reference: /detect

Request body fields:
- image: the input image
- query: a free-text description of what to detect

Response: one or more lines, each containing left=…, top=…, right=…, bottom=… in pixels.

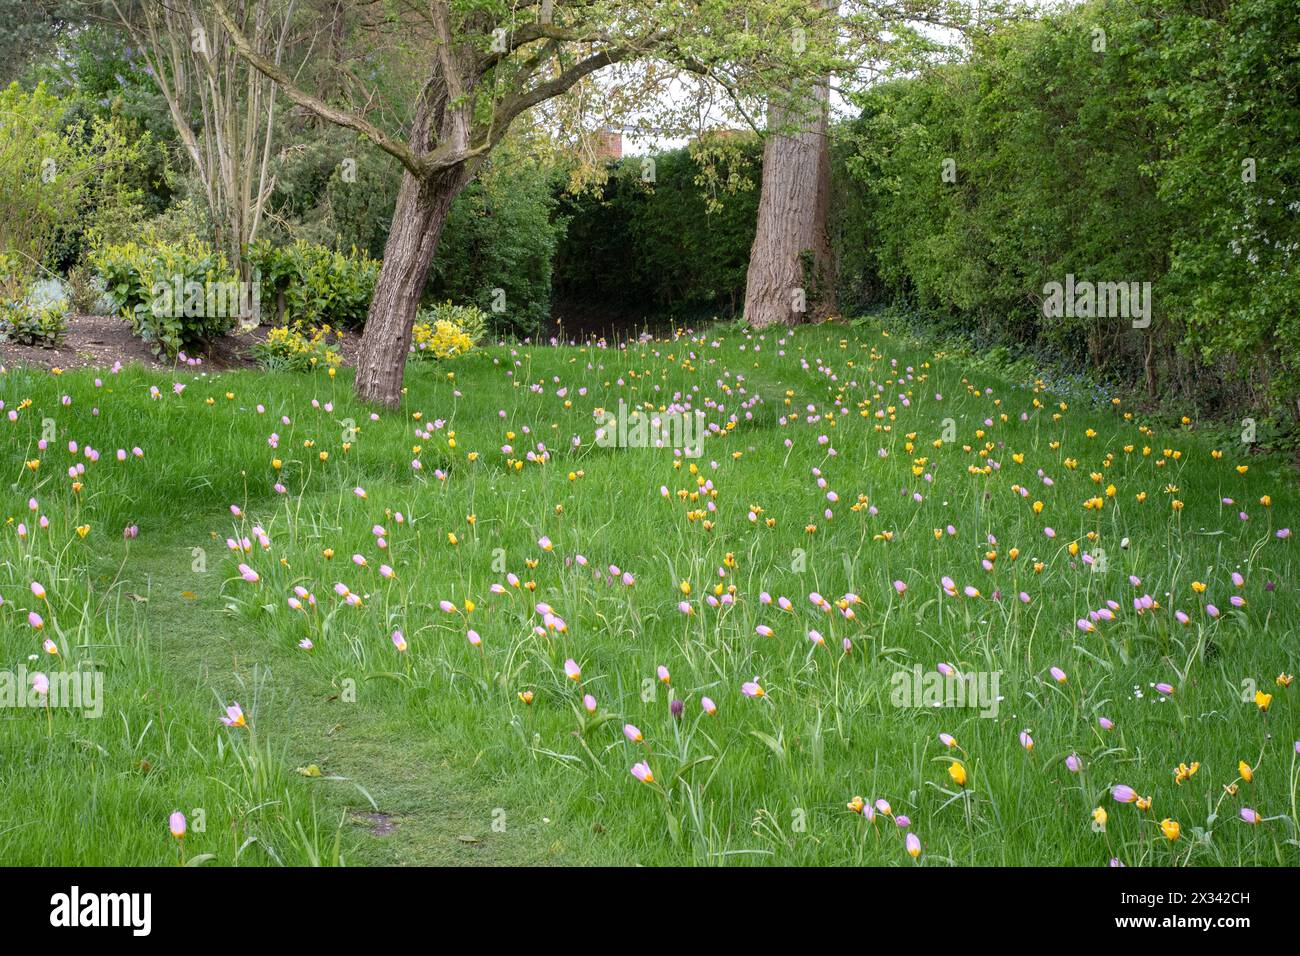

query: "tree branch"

left=490, top=46, right=626, bottom=135
left=209, top=0, right=424, bottom=175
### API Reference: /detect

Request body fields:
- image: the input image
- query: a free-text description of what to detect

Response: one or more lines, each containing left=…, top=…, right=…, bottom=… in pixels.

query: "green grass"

left=1, top=319, right=1297, bottom=866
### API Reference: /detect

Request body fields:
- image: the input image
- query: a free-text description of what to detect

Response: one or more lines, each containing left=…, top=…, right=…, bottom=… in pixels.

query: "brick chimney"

left=593, top=127, right=622, bottom=162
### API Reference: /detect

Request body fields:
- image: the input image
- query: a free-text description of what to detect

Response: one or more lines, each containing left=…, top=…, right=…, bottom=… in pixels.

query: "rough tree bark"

left=743, top=68, right=836, bottom=328
left=354, top=165, right=472, bottom=403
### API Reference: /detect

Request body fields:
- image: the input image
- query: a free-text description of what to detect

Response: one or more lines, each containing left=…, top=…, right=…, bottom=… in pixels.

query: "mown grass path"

left=120, top=517, right=572, bottom=866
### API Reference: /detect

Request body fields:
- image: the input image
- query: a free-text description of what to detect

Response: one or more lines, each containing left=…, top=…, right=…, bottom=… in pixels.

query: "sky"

left=609, top=0, right=1070, bottom=154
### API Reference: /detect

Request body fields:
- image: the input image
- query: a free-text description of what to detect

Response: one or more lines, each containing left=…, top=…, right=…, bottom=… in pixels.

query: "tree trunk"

left=743, top=78, right=836, bottom=328
left=354, top=166, right=469, bottom=405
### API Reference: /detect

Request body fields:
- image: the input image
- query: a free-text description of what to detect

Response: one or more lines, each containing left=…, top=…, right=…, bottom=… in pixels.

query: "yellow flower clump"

left=411, top=319, right=474, bottom=360
left=260, top=323, right=343, bottom=370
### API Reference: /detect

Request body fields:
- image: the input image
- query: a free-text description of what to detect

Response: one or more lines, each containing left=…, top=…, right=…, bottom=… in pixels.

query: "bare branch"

left=209, top=0, right=424, bottom=175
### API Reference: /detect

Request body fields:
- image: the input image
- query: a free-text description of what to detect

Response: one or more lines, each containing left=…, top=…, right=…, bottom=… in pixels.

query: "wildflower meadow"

left=1, top=321, right=1295, bottom=871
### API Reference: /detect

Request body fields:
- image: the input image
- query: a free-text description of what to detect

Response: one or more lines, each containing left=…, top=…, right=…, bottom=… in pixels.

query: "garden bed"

left=0, top=314, right=363, bottom=371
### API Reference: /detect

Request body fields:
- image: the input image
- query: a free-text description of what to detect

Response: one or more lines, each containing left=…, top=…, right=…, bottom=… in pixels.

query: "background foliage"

left=553, top=139, right=762, bottom=330
left=841, top=0, right=1300, bottom=428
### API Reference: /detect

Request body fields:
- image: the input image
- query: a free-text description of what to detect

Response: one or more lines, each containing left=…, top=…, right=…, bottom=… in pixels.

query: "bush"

left=271, top=141, right=562, bottom=338
left=419, top=301, right=487, bottom=344
left=249, top=322, right=343, bottom=373
left=0, top=82, right=148, bottom=273
left=66, top=262, right=115, bottom=315
left=91, top=239, right=242, bottom=359
left=409, top=302, right=485, bottom=361
left=0, top=276, right=69, bottom=347
left=0, top=252, right=23, bottom=300
left=268, top=131, right=400, bottom=259
left=245, top=239, right=378, bottom=330
left=840, top=0, right=1300, bottom=417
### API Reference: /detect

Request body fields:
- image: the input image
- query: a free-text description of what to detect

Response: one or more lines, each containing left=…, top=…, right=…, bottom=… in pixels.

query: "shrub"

left=0, top=277, right=69, bottom=347
left=0, top=82, right=146, bottom=272
left=409, top=302, right=485, bottom=361
left=0, top=252, right=23, bottom=300
left=272, top=141, right=562, bottom=338
left=91, top=239, right=242, bottom=359
left=249, top=322, right=343, bottom=373
left=268, top=131, right=400, bottom=259
left=66, top=262, right=115, bottom=315
left=839, top=0, right=1300, bottom=416
left=420, top=301, right=487, bottom=344
left=245, top=240, right=378, bottom=330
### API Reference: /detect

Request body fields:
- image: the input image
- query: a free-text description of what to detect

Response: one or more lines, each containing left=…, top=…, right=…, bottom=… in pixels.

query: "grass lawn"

left=1, top=318, right=1296, bottom=866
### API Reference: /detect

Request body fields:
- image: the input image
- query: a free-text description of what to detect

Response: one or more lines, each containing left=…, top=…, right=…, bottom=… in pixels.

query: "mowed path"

left=121, top=515, right=570, bottom=866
